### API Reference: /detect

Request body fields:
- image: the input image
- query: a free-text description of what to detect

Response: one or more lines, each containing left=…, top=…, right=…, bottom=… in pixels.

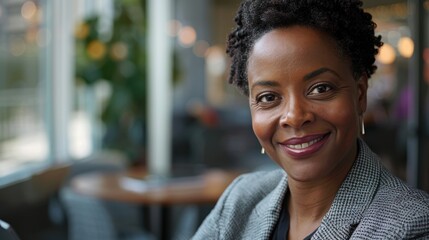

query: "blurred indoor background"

left=0, top=0, right=428, bottom=239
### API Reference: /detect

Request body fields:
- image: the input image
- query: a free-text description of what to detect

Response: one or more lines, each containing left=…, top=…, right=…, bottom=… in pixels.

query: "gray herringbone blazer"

left=192, top=140, right=429, bottom=239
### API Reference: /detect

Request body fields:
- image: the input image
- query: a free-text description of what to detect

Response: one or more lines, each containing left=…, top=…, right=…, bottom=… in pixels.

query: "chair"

left=60, top=187, right=154, bottom=240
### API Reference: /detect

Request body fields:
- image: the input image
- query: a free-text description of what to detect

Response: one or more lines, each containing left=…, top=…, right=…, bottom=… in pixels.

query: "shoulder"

left=192, top=169, right=286, bottom=239
left=362, top=169, right=429, bottom=237
left=376, top=169, right=429, bottom=212
left=229, top=169, right=285, bottom=193
left=221, top=169, right=285, bottom=208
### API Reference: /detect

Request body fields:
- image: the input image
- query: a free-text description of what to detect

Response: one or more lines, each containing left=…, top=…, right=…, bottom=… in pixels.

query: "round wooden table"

left=70, top=167, right=242, bottom=240
left=71, top=167, right=241, bottom=204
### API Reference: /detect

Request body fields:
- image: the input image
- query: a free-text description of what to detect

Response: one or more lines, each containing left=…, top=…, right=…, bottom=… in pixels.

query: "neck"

left=287, top=157, right=356, bottom=224
left=286, top=177, right=344, bottom=240
left=287, top=176, right=342, bottom=222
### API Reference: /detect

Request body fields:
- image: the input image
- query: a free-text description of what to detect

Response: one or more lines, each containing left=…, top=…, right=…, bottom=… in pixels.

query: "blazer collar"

left=313, top=139, right=381, bottom=239
left=255, top=170, right=288, bottom=239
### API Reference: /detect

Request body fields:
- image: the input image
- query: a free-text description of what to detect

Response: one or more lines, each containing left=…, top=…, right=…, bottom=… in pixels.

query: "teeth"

left=287, top=136, right=323, bottom=149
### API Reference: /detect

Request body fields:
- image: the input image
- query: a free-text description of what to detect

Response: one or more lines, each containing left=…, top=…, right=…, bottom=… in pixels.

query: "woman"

left=193, top=0, right=429, bottom=239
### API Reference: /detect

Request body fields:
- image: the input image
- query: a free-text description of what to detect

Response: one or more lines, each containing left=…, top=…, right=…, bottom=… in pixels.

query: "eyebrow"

left=250, top=80, right=280, bottom=93
left=303, top=67, right=340, bottom=80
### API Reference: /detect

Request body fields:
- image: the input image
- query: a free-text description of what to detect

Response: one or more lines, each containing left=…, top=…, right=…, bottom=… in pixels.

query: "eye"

left=256, top=93, right=278, bottom=103
left=308, top=83, right=333, bottom=95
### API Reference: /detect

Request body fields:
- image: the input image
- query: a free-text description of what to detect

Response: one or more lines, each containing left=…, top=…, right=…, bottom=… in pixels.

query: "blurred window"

left=363, top=1, right=429, bottom=186
left=0, top=0, right=50, bottom=184
left=0, top=0, right=113, bottom=186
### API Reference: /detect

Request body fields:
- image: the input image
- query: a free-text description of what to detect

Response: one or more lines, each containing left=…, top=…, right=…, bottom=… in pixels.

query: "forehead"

left=251, top=26, right=342, bottom=62
left=247, top=26, right=351, bottom=78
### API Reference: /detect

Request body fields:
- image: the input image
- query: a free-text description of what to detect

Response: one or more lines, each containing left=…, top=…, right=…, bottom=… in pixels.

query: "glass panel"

left=364, top=1, right=429, bottom=190
left=0, top=0, right=49, bottom=178
left=363, top=2, right=410, bottom=180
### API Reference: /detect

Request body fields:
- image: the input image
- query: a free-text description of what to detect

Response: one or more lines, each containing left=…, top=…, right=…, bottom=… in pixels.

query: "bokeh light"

left=75, top=23, right=89, bottom=40
left=377, top=43, right=396, bottom=65
left=26, top=28, right=38, bottom=43
left=397, top=37, right=414, bottom=58
left=87, top=40, right=106, bottom=60
left=21, top=1, right=37, bottom=20
left=178, top=26, right=197, bottom=47
left=205, top=45, right=226, bottom=76
left=193, top=40, right=210, bottom=57
left=110, top=42, right=128, bottom=61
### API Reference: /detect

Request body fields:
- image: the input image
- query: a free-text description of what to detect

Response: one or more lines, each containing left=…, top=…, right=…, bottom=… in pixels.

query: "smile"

left=286, top=136, right=324, bottom=149
left=280, top=133, right=330, bottom=159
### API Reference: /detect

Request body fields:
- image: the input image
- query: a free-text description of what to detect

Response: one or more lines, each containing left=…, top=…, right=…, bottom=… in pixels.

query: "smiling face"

left=248, top=26, right=368, bottom=183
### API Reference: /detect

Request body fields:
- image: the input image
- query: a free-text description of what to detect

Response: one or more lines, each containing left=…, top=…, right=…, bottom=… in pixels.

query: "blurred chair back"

left=60, top=186, right=154, bottom=240
left=60, top=187, right=117, bottom=240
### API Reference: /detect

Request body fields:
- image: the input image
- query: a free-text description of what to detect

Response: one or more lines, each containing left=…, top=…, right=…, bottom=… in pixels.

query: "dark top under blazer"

left=192, top=139, right=429, bottom=239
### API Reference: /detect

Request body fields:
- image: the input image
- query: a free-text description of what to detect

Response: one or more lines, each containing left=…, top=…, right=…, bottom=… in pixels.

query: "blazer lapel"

left=254, top=171, right=288, bottom=240
left=313, top=139, right=382, bottom=239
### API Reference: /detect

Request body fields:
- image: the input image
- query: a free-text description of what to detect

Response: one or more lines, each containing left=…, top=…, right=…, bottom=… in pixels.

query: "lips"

left=286, top=136, right=324, bottom=149
left=280, top=133, right=330, bottom=159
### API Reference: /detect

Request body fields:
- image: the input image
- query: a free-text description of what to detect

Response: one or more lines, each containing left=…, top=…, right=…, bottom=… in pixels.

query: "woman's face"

left=247, top=26, right=367, bottom=182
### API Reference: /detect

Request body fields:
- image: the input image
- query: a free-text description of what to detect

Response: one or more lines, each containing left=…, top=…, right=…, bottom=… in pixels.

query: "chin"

left=282, top=165, right=325, bottom=182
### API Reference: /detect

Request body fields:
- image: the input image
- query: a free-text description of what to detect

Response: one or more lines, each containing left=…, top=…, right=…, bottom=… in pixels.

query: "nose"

left=279, top=98, right=315, bottom=129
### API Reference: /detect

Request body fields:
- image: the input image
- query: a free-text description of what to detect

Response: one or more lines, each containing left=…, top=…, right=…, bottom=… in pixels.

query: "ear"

left=356, top=74, right=368, bottom=115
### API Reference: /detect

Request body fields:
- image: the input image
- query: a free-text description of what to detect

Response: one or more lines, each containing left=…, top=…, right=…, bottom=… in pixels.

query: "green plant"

left=75, top=0, right=147, bottom=163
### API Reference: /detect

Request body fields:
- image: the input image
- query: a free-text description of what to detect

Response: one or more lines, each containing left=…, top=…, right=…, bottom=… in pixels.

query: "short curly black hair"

left=226, top=0, right=383, bottom=96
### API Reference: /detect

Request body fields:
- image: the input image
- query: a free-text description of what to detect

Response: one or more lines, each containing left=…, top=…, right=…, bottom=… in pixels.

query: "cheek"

left=251, top=111, right=276, bottom=143
left=325, top=100, right=359, bottom=133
